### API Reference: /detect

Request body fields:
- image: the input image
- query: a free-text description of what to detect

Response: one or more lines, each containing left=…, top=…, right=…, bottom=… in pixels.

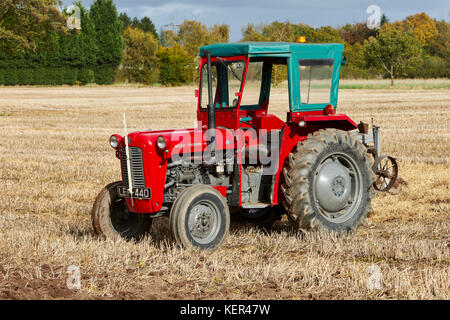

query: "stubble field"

left=0, top=80, right=449, bottom=299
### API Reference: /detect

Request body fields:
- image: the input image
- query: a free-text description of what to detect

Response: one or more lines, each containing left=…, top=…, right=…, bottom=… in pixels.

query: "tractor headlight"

left=157, top=136, right=167, bottom=149
left=109, top=135, right=121, bottom=149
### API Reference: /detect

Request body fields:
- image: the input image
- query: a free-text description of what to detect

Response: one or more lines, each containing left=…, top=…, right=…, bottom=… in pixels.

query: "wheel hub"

left=314, top=159, right=352, bottom=213
left=331, top=177, right=346, bottom=197
left=189, top=204, right=216, bottom=239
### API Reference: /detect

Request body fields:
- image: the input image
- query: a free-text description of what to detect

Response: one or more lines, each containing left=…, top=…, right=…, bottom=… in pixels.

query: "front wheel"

left=170, top=185, right=230, bottom=250
left=91, top=181, right=152, bottom=240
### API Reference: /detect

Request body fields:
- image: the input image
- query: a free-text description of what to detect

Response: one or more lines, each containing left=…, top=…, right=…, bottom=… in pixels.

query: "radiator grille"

left=121, top=147, right=145, bottom=188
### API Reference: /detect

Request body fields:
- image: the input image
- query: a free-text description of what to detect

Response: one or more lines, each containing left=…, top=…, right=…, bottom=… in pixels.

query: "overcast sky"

left=63, top=0, right=449, bottom=41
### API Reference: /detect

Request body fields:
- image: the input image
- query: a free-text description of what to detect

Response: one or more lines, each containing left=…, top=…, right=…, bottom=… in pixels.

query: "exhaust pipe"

left=205, top=50, right=216, bottom=160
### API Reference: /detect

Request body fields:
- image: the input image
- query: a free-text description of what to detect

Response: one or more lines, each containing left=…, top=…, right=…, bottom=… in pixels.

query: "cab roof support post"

left=205, top=50, right=216, bottom=161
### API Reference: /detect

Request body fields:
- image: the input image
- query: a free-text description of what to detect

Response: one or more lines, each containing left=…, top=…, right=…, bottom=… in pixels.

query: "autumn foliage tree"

left=0, top=0, right=67, bottom=52
left=404, top=13, right=438, bottom=47
left=176, top=20, right=229, bottom=58
left=339, top=23, right=376, bottom=45
left=119, top=26, right=159, bottom=84
left=0, top=2, right=448, bottom=86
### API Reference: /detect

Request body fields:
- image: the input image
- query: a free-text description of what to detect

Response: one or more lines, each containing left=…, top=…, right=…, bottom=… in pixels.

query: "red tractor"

left=92, top=42, right=399, bottom=249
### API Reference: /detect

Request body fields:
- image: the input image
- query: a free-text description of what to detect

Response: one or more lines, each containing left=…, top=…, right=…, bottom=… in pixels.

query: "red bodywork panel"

left=118, top=127, right=235, bottom=213
left=271, top=113, right=357, bottom=205
left=118, top=112, right=356, bottom=213
left=118, top=54, right=358, bottom=214
left=212, top=185, right=227, bottom=197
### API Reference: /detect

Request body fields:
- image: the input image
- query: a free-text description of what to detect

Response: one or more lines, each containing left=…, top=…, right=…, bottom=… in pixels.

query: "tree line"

left=0, top=0, right=124, bottom=85
left=0, top=0, right=448, bottom=86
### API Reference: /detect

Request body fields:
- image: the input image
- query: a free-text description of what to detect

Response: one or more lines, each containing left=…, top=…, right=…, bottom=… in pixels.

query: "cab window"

left=240, top=58, right=289, bottom=113
left=240, top=61, right=263, bottom=107
left=200, top=60, right=245, bottom=109
left=299, top=59, right=333, bottom=105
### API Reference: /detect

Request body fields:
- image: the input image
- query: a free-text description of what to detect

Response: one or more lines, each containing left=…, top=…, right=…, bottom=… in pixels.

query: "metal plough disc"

left=388, top=176, right=403, bottom=195
left=372, top=155, right=399, bottom=192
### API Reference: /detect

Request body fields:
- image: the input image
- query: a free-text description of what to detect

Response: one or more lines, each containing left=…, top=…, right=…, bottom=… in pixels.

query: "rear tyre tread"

left=282, top=129, right=375, bottom=233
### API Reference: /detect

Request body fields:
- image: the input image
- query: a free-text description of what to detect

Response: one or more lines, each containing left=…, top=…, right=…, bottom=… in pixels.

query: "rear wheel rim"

left=312, top=152, right=363, bottom=224
left=187, top=200, right=221, bottom=245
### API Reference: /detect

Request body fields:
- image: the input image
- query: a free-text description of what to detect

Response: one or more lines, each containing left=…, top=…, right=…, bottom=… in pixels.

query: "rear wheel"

left=91, top=181, right=152, bottom=240
left=282, top=129, right=375, bottom=233
left=170, top=185, right=230, bottom=250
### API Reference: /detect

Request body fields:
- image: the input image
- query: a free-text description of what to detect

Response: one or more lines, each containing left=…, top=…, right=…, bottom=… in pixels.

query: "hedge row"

left=0, top=67, right=108, bottom=86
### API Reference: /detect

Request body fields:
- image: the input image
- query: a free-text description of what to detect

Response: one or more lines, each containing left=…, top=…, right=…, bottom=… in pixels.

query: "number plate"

left=118, top=186, right=151, bottom=199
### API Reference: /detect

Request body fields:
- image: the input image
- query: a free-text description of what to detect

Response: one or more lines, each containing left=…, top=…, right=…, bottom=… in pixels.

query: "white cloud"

left=140, top=2, right=218, bottom=17
left=62, top=0, right=449, bottom=41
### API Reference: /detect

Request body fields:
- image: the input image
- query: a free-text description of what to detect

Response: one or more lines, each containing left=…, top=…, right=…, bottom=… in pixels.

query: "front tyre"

left=282, top=129, right=375, bottom=233
left=170, top=185, right=230, bottom=250
left=91, top=181, right=152, bottom=241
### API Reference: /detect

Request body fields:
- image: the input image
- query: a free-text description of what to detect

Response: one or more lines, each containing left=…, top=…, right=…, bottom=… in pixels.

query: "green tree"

left=364, top=28, right=422, bottom=86
left=159, top=30, right=177, bottom=47
left=119, top=12, right=132, bottom=30
left=261, top=21, right=301, bottom=42
left=342, top=43, right=369, bottom=79
left=131, top=17, right=140, bottom=29
left=30, top=31, right=64, bottom=85
left=380, top=14, right=389, bottom=27
left=129, top=16, right=159, bottom=39
left=313, top=26, right=344, bottom=43
left=139, top=17, right=158, bottom=39
left=241, top=24, right=268, bottom=41
left=90, top=0, right=125, bottom=84
left=242, top=21, right=344, bottom=44
left=209, top=24, right=229, bottom=43
left=120, top=26, right=158, bottom=84
left=425, top=20, right=450, bottom=78
left=76, top=1, right=98, bottom=84
left=410, top=55, right=449, bottom=78
left=156, top=45, right=193, bottom=86
left=58, top=27, right=81, bottom=85
left=292, top=24, right=317, bottom=42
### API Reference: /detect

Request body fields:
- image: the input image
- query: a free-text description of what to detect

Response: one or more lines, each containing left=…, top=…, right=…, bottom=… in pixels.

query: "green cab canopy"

left=199, top=42, right=345, bottom=112
left=199, top=42, right=344, bottom=57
